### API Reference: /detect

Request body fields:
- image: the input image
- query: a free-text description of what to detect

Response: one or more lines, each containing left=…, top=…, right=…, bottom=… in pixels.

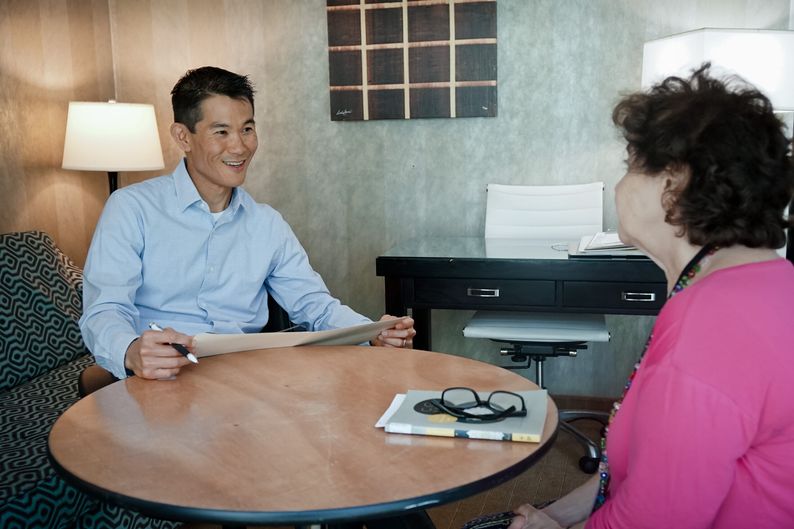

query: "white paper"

left=375, top=393, right=406, bottom=428
left=194, top=319, right=400, bottom=358
left=584, top=231, right=633, bottom=250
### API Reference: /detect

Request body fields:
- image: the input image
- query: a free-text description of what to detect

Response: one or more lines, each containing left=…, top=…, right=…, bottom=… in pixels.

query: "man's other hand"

left=371, top=315, right=416, bottom=348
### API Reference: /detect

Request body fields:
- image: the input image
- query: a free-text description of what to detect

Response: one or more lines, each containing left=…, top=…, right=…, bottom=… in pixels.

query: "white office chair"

left=463, top=182, right=610, bottom=473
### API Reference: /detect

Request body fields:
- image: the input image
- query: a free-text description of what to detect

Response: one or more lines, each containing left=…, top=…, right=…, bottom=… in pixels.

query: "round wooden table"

left=49, top=346, right=558, bottom=526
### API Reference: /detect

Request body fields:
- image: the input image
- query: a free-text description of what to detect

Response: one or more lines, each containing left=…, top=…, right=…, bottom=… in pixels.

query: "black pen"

left=148, top=322, right=199, bottom=364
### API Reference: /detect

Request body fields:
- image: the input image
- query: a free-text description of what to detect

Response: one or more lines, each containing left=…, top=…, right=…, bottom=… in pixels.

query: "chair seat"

left=463, top=311, right=610, bottom=343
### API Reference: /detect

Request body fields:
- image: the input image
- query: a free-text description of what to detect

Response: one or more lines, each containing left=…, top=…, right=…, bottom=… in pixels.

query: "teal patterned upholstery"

left=0, top=231, right=87, bottom=392
left=0, top=231, right=179, bottom=529
left=1, top=354, right=99, bottom=528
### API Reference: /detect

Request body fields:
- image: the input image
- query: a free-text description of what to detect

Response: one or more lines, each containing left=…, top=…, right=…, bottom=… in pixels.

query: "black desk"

left=376, top=237, right=666, bottom=350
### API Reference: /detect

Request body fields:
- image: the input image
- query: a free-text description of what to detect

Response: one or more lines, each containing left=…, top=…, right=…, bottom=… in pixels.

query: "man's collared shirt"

left=79, top=160, right=369, bottom=379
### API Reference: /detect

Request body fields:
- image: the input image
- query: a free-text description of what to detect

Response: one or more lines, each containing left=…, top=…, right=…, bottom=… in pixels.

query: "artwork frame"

left=327, top=0, right=497, bottom=121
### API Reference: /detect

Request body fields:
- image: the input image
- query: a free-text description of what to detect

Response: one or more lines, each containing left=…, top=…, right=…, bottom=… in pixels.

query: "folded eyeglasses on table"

left=430, top=387, right=527, bottom=423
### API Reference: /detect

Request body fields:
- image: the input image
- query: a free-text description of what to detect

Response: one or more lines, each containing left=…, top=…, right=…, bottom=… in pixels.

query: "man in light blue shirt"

left=79, top=66, right=416, bottom=381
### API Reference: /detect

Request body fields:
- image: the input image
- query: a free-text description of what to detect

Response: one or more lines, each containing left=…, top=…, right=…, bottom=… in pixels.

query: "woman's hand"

left=508, top=504, right=564, bottom=529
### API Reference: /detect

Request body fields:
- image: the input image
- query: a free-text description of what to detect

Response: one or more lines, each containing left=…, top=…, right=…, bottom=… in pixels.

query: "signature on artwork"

left=336, top=109, right=352, bottom=116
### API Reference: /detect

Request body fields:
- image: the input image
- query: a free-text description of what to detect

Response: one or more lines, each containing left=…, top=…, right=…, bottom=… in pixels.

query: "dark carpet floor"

left=427, top=416, right=602, bottom=529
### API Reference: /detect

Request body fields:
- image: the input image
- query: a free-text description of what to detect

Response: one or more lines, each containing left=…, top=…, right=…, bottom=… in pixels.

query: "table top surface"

left=49, top=346, right=558, bottom=525
left=379, top=236, right=574, bottom=260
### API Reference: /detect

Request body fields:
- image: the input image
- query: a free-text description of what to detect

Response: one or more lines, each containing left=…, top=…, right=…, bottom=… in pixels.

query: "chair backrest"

left=485, top=182, right=604, bottom=240
left=261, top=294, right=296, bottom=333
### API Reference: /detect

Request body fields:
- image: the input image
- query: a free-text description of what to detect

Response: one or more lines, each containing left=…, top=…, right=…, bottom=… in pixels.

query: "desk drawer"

left=563, top=281, right=666, bottom=311
left=414, top=279, right=556, bottom=307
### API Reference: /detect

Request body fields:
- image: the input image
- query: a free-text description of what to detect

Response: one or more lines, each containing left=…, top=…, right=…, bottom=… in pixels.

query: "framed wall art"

left=327, top=0, right=497, bottom=121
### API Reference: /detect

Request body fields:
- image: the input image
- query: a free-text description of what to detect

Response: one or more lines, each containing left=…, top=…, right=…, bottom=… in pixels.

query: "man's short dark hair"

left=171, top=66, right=256, bottom=132
left=612, top=63, right=794, bottom=249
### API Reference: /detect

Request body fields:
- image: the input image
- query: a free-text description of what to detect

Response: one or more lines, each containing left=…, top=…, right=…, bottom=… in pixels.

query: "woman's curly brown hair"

left=612, top=63, right=794, bottom=249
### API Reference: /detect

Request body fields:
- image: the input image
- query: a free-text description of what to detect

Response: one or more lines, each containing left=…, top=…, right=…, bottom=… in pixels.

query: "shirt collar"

left=172, top=158, right=247, bottom=215
left=173, top=159, right=203, bottom=212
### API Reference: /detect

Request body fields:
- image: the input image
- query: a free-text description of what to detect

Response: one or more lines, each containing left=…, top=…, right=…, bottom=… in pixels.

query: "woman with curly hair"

left=467, top=64, right=794, bottom=529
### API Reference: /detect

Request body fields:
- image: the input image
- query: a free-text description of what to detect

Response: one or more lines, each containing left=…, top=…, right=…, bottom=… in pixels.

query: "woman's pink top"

left=587, top=259, right=794, bottom=529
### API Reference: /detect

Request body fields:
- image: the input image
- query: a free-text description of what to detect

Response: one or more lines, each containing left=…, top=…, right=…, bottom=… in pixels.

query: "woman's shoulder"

left=650, top=258, right=794, bottom=387
left=671, top=258, right=794, bottom=315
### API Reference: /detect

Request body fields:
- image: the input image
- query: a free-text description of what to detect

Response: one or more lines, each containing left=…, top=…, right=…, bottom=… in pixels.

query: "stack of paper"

left=581, top=231, right=634, bottom=252
left=567, top=232, right=647, bottom=259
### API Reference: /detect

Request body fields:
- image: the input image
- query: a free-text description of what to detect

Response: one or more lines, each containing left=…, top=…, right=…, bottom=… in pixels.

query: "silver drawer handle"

left=467, top=288, right=500, bottom=298
left=621, top=292, right=656, bottom=302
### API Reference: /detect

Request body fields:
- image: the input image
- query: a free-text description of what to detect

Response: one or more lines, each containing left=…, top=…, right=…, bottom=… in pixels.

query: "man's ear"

left=170, top=123, right=192, bottom=153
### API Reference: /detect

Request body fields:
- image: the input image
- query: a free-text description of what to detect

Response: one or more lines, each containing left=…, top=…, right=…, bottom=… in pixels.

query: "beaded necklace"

left=592, top=243, right=718, bottom=511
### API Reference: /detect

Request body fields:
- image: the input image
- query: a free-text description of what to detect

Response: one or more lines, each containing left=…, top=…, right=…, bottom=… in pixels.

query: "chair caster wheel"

left=579, top=456, right=599, bottom=474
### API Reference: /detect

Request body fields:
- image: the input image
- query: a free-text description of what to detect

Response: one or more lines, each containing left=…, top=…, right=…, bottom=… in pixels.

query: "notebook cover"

left=384, top=389, right=548, bottom=443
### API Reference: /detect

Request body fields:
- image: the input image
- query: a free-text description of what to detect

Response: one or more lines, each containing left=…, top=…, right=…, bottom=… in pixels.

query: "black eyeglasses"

left=431, top=387, right=527, bottom=423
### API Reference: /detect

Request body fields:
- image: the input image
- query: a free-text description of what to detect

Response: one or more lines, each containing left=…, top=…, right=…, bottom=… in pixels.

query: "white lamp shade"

left=62, top=101, right=165, bottom=171
left=641, top=28, right=794, bottom=111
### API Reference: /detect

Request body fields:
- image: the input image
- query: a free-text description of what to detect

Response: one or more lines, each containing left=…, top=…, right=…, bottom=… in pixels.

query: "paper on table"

left=194, top=319, right=400, bottom=358
left=375, top=393, right=406, bottom=428
left=569, top=235, right=647, bottom=259
left=582, top=231, right=634, bottom=251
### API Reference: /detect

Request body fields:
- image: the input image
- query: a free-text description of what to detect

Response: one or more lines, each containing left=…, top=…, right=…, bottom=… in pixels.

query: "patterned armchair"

left=0, top=231, right=179, bottom=529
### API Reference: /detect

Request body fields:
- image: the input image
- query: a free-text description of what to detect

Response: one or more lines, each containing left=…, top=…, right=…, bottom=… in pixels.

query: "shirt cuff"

left=109, top=333, right=140, bottom=379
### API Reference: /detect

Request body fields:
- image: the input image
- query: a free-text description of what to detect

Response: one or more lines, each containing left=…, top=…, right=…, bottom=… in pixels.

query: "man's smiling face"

left=182, top=94, right=258, bottom=199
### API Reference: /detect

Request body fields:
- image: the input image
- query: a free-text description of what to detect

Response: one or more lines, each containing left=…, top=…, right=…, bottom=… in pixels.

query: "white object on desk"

left=569, top=234, right=647, bottom=259
left=581, top=232, right=634, bottom=251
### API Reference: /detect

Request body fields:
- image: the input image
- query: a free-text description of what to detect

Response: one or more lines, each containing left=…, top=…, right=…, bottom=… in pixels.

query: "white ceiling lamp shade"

left=641, top=28, right=794, bottom=111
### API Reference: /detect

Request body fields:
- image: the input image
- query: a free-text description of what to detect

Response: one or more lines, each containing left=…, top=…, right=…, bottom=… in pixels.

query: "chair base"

left=494, top=344, right=609, bottom=475
left=497, top=341, right=587, bottom=388
left=558, top=410, right=609, bottom=474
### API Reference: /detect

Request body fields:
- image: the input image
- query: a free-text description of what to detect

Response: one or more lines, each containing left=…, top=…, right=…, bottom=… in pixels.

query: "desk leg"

left=384, top=276, right=406, bottom=316
left=384, top=276, right=431, bottom=350
left=412, top=308, right=431, bottom=351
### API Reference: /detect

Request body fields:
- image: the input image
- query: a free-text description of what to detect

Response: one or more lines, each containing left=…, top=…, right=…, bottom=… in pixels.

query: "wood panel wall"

left=0, top=0, right=115, bottom=266
left=108, top=0, right=272, bottom=189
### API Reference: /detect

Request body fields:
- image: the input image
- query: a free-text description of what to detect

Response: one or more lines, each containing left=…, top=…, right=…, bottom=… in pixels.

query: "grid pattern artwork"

left=327, top=0, right=497, bottom=121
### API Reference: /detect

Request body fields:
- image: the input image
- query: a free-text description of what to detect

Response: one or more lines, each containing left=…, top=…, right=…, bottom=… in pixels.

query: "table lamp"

left=641, top=28, right=794, bottom=112
left=62, top=101, right=165, bottom=194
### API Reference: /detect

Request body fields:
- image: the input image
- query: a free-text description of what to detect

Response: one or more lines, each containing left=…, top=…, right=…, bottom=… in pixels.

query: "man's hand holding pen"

left=124, top=324, right=197, bottom=380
